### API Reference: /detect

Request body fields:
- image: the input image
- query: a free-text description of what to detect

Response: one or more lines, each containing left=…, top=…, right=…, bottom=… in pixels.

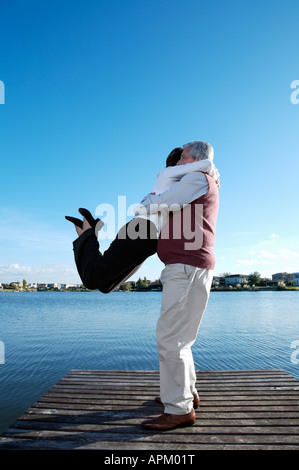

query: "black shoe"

left=78, top=208, right=104, bottom=236
left=65, top=216, right=83, bottom=229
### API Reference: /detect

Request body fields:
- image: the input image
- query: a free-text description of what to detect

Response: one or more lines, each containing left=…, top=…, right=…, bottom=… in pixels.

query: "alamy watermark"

left=290, top=340, right=299, bottom=365
left=290, top=80, right=299, bottom=104
left=0, top=80, right=4, bottom=104
left=0, top=341, right=4, bottom=364
left=95, top=196, right=204, bottom=250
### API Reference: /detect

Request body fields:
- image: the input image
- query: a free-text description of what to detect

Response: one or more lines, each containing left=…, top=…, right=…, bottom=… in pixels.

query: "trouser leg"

left=72, top=218, right=158, bottom=293
left=156, top=263, right=213, bottom=414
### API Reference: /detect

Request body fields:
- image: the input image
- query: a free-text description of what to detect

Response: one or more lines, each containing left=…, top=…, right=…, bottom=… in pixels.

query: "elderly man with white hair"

left=141, top=140, right=219, bottom=430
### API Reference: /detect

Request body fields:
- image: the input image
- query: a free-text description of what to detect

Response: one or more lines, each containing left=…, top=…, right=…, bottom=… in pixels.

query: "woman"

left=65, top=148, right=183, bottom=293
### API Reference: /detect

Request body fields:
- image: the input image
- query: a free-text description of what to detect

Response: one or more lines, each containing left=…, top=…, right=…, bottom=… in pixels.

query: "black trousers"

left=73, top=218, right=158, bottom=293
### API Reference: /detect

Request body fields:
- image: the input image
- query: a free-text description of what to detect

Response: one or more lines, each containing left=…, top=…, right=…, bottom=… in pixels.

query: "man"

left=141, top=141, right=219, bottom=430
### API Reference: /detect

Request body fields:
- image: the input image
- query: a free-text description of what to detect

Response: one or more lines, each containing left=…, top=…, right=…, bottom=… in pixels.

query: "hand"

left=140, top=192, right=155, bottom=204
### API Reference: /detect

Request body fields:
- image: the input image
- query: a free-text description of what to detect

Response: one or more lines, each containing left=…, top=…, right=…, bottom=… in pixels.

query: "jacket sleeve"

left=137, top=172, right=209, bottom=215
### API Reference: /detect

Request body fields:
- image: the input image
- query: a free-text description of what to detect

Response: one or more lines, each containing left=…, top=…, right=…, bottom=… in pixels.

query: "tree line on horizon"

left=1, top=272, right=296, bottom=292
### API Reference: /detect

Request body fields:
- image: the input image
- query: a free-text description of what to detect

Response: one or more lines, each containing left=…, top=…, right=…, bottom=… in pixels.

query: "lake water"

left=0, top=290, right=299, bottom=434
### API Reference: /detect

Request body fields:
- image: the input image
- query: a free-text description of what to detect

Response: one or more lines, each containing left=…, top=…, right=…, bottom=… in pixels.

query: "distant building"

left=47, top=283, right=61, bottom=290
left=212, top=276, right=221, bottom=286
left=292, top=273, right=299, bottom=286
left=225, top=274, right=248, bottom=286
left=37, top=283, right=48, bottom=291
left=148, top=280, right=162, bottom=290
left=0, top=283, right=3, bottom=290
left=27, top=283, right=37, bottom=289
left=9, top=282, right=22, bottom=289
left=259, top=277, right=276, bottom=286
left=272, top=272, right=293, bottom=283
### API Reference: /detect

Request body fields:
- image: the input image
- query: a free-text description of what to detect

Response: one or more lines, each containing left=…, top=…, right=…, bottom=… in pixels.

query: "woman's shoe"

left=65, top=216, right=83, bottom=229
left=78, top=208, right=104, bottom=236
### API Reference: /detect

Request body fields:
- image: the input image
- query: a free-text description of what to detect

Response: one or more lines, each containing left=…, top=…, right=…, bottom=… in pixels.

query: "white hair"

left=182, top=140, right=214, bottom=161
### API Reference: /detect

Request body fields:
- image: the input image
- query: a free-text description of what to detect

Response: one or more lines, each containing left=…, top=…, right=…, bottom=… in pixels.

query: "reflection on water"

left=0, top=290, right=298, bottom=433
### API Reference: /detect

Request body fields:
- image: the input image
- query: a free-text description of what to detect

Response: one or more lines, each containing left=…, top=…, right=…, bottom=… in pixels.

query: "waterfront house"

left=147, top=280, right=162, bottom=291
left=292, top=273, right=299, bottom=286
left=272, top=272, right=293, bottom=283
left=66, top=284, right=82, bottom=290
left=47, top=283, right=61, bottom=290
left=225, top=274, right=248, bottom=286
left=27, top=283, right=37, bottom=290
left=37, top=283, right=48, bottom=291
left=9, top=282, right=22, bottom=289
left=212, top=276, right=221, bottom=286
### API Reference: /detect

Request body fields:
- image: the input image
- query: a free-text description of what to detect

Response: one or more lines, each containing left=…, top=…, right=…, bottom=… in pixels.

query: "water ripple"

left=0, top=290, right=299, bottom=433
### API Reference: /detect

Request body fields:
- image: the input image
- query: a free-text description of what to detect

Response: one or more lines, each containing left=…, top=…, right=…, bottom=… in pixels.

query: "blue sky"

left=0, top=0, right=299, bottom=284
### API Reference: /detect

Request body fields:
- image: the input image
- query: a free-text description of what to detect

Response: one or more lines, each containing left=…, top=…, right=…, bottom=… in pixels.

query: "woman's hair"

left=165, top=147, right=183, bottom=167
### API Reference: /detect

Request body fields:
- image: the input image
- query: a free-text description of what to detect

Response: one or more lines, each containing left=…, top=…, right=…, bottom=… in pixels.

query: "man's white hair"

left=182, top=140, right=214, bottom=161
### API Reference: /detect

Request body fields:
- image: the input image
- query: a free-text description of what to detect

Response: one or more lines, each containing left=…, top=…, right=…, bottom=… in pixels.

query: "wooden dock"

left=0, top=369, right=299, bottom=450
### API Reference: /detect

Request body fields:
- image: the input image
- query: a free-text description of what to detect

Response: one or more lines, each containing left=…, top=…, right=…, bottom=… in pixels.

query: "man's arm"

left=137, top=172, right=209, bottom=215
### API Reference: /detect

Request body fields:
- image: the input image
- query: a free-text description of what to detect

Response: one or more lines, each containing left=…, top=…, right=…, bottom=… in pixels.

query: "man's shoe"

left=155, top=393, right=200, bottom=409
left=141, top=409, right=196, bottom=431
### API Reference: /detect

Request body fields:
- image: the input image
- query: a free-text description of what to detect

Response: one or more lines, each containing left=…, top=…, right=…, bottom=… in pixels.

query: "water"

left=0, top=290, right=299, bottom=433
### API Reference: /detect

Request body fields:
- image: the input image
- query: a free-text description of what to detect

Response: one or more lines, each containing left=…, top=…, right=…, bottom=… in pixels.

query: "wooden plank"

left=1, top=369, right=299, bottom=450
left=6, top=418, right=299, bottom=435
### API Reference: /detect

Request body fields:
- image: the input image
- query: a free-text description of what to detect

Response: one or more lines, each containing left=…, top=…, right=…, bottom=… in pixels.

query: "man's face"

left=176, top=146, right=201, bottom=165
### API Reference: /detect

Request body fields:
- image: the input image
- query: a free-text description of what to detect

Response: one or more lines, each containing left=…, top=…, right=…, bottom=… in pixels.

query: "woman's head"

left=165, top=147, right=183, bottom=167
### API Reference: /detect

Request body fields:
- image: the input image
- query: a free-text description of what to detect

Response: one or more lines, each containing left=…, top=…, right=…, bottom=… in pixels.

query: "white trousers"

left=157, top=263, right=213, bottom=415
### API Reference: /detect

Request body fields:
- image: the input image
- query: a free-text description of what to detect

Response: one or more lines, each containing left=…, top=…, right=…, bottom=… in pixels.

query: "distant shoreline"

left=1, top=287, right=298, bottom=293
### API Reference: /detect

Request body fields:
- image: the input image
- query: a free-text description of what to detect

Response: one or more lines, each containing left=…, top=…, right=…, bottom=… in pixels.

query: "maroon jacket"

left=157, top=173, right=219, bottom=270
